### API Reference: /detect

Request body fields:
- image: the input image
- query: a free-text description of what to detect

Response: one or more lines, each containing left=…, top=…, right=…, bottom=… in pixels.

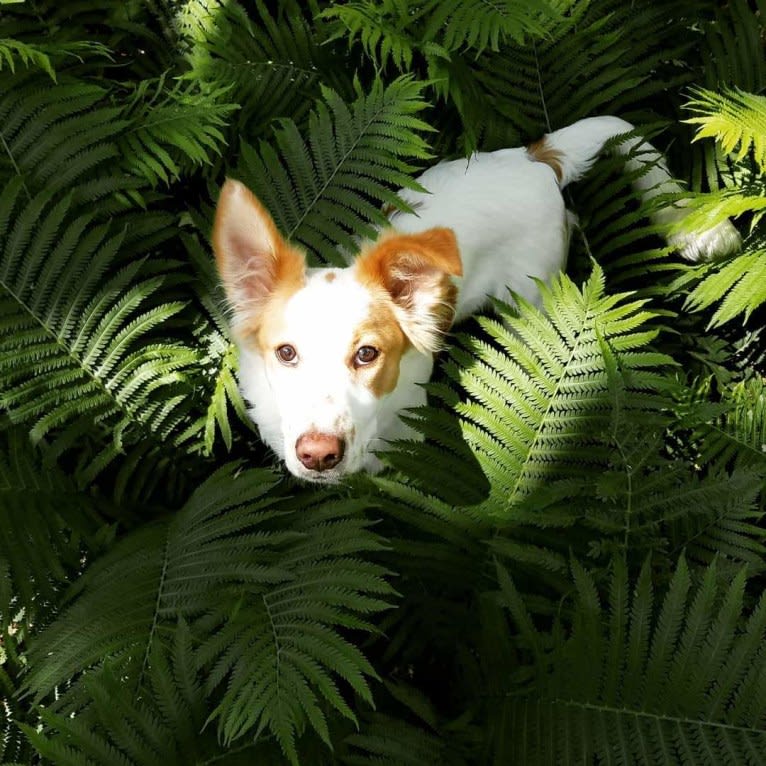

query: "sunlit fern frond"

left=686, top=87, right=766, bottom=173
left=0, top=182, right=197, bottom=447
left=672, top=245, right=766, bottom=328
left=441, top=264, right=672, bottom=514
left=234, top=76, right=433, bottom=265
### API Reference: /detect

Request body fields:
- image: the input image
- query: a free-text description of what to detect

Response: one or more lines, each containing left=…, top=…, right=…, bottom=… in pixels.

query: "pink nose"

left=295, top=433, right=345, bottom=472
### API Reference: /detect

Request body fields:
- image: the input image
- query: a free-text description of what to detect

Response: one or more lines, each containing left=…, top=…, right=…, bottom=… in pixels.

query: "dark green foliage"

left=495, top=557, right=766, bottom=764
left=1, top=1, right=766, bottom=765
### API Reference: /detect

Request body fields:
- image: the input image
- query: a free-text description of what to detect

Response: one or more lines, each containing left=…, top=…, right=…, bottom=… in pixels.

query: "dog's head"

left=213, top=179, right=462, bottom=482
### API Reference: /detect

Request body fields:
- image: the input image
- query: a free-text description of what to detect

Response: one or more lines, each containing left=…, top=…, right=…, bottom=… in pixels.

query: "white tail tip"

left=669, top=219, right=742, bottom=262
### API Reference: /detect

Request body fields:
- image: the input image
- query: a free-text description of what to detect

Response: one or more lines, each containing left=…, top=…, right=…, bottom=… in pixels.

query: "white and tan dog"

left=213, top=116, right=739, bottom=482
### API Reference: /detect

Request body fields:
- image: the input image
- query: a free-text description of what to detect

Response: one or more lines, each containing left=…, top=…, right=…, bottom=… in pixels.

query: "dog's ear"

left=355, top=228, right=462, bottom=353
left=213, top=179, right=305, bottom=323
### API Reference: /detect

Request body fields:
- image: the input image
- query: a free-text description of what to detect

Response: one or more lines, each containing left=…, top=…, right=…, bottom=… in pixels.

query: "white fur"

left=229, top=116, right=740, bottom=481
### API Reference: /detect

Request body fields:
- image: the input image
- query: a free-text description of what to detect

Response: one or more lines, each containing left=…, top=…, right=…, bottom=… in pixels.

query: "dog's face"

left=213, top=180, right=462, bottom=482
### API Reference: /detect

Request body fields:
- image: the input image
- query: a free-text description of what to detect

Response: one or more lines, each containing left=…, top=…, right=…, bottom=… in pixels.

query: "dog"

left=213, top=115, right=739, bottom=483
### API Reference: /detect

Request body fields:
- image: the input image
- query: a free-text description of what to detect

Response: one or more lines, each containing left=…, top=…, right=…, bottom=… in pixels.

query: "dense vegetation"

left=1, top=0, right=766, bottom=763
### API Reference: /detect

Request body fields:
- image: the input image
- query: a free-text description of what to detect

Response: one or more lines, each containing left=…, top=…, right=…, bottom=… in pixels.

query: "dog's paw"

left=670, top=218, right=742, bottom=262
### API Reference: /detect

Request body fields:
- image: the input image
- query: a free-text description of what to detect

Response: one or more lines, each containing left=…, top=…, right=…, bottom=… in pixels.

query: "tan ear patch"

left=349, top=302, right=409, bottom=398
left=354, top=228, right=462, bottom=354
left=212, top=179, right=306, bottom=329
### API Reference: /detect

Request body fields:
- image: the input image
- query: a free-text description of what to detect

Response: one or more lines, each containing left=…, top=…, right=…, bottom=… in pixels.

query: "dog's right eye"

left=276, top=344, right=298, bottom=364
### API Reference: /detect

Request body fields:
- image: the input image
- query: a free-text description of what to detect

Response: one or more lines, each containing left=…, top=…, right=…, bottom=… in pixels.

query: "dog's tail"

left=527, top=115, right=741, bottom=261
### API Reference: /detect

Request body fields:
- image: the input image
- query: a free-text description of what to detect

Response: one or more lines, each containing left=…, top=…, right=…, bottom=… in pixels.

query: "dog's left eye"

left=354, top=346, right=379, bottom=366
left=276, top=344, right=298, bottom=364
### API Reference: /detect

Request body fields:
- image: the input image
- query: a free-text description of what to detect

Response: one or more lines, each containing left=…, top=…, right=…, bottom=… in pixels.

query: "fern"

left=0, top=38, right=55, bottom=79
left=667, top=85, right=766, bottom=328
left=442, top=264, right=673, bottom=512
left=182, top=0, right=349, bottom=142
left=199, top=496, right=393, bottom=761
left=23, top=465, right=393, bottom=764
left=3, top=3, right=766, bottom=766
left=675, top=247, right=766, bottom=327
left=21, top=620, right=275, bottom=766
left=120, top=75, right=237, bottom=187
left=463, top=0, right=691, bottom=151
left=422, top=0, right=563, bottom=53
left=689, top=377, right=766, bottom=471
left=0, top=73, right=131, bottom=201
left=321, top=0, right=445, bottom=72
left=493, top=556, right=766, bottom=764
left=233, top=76, right=433, bottom=266
left=686, top=87, right=766, bottom=172
left=0, top=428, right=98, bottom=627
left=0, top=183, right=196, bottom=447
left=179, top=228, right=255, bottom=456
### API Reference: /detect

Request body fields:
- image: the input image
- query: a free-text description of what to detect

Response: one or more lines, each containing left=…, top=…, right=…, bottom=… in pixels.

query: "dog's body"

left=214, top=116, right=739, bottom=482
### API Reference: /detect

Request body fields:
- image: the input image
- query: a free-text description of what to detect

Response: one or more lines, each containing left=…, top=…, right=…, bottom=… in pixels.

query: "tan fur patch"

left=349, top=299, right=409, bottom=398
left=354, top=228, right=462, bottom=353
left=527, top=137, right=563, bottom=183
left=324, top=272, right=337, bottom=283
left=355, top=228, right=462, bottom=287
left=241, top=284, right=301, bottom=354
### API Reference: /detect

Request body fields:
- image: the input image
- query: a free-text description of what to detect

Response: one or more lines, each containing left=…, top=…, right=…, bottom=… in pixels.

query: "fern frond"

left=699, top=0, right=766, bottom=95
left=22, top=464, right=284, bottom=699
left=183, top=0, right=348, bottom=140
left=494, top=557, right=766, bottom=764
left=22, top=620, right=274, bottom=765
left=178, top=230, right=255, bottom=456
left=423, top=0, right=563, bottom=54
left=120, top=75, right=237, bottom=186
left=24, top=468, right=393, bottom=765
left=342, top=713, right=466, bottom=766
left=676, top=247, right=766, bottom=327
left=0, top=73, right=130, bottom=200
left=1, top=636, right=32, bottom=766
left=471, top=0, right=689, bottom=148
left=691, top=378, right=766, bottom=470
left=0, top=428, right=98, bottom=627
left=686, top=87, right=766, bottom=172
left=0, top=38, right=55, bottom=79
left=234, top=76, right=433, bottom=265
left=321, top=0, right=439, bottom=72
left=199, top=496, right=393, bottom=762
left=443, top=264, right=673, bottom=513
left=0, top=186, right=197, bottom=445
